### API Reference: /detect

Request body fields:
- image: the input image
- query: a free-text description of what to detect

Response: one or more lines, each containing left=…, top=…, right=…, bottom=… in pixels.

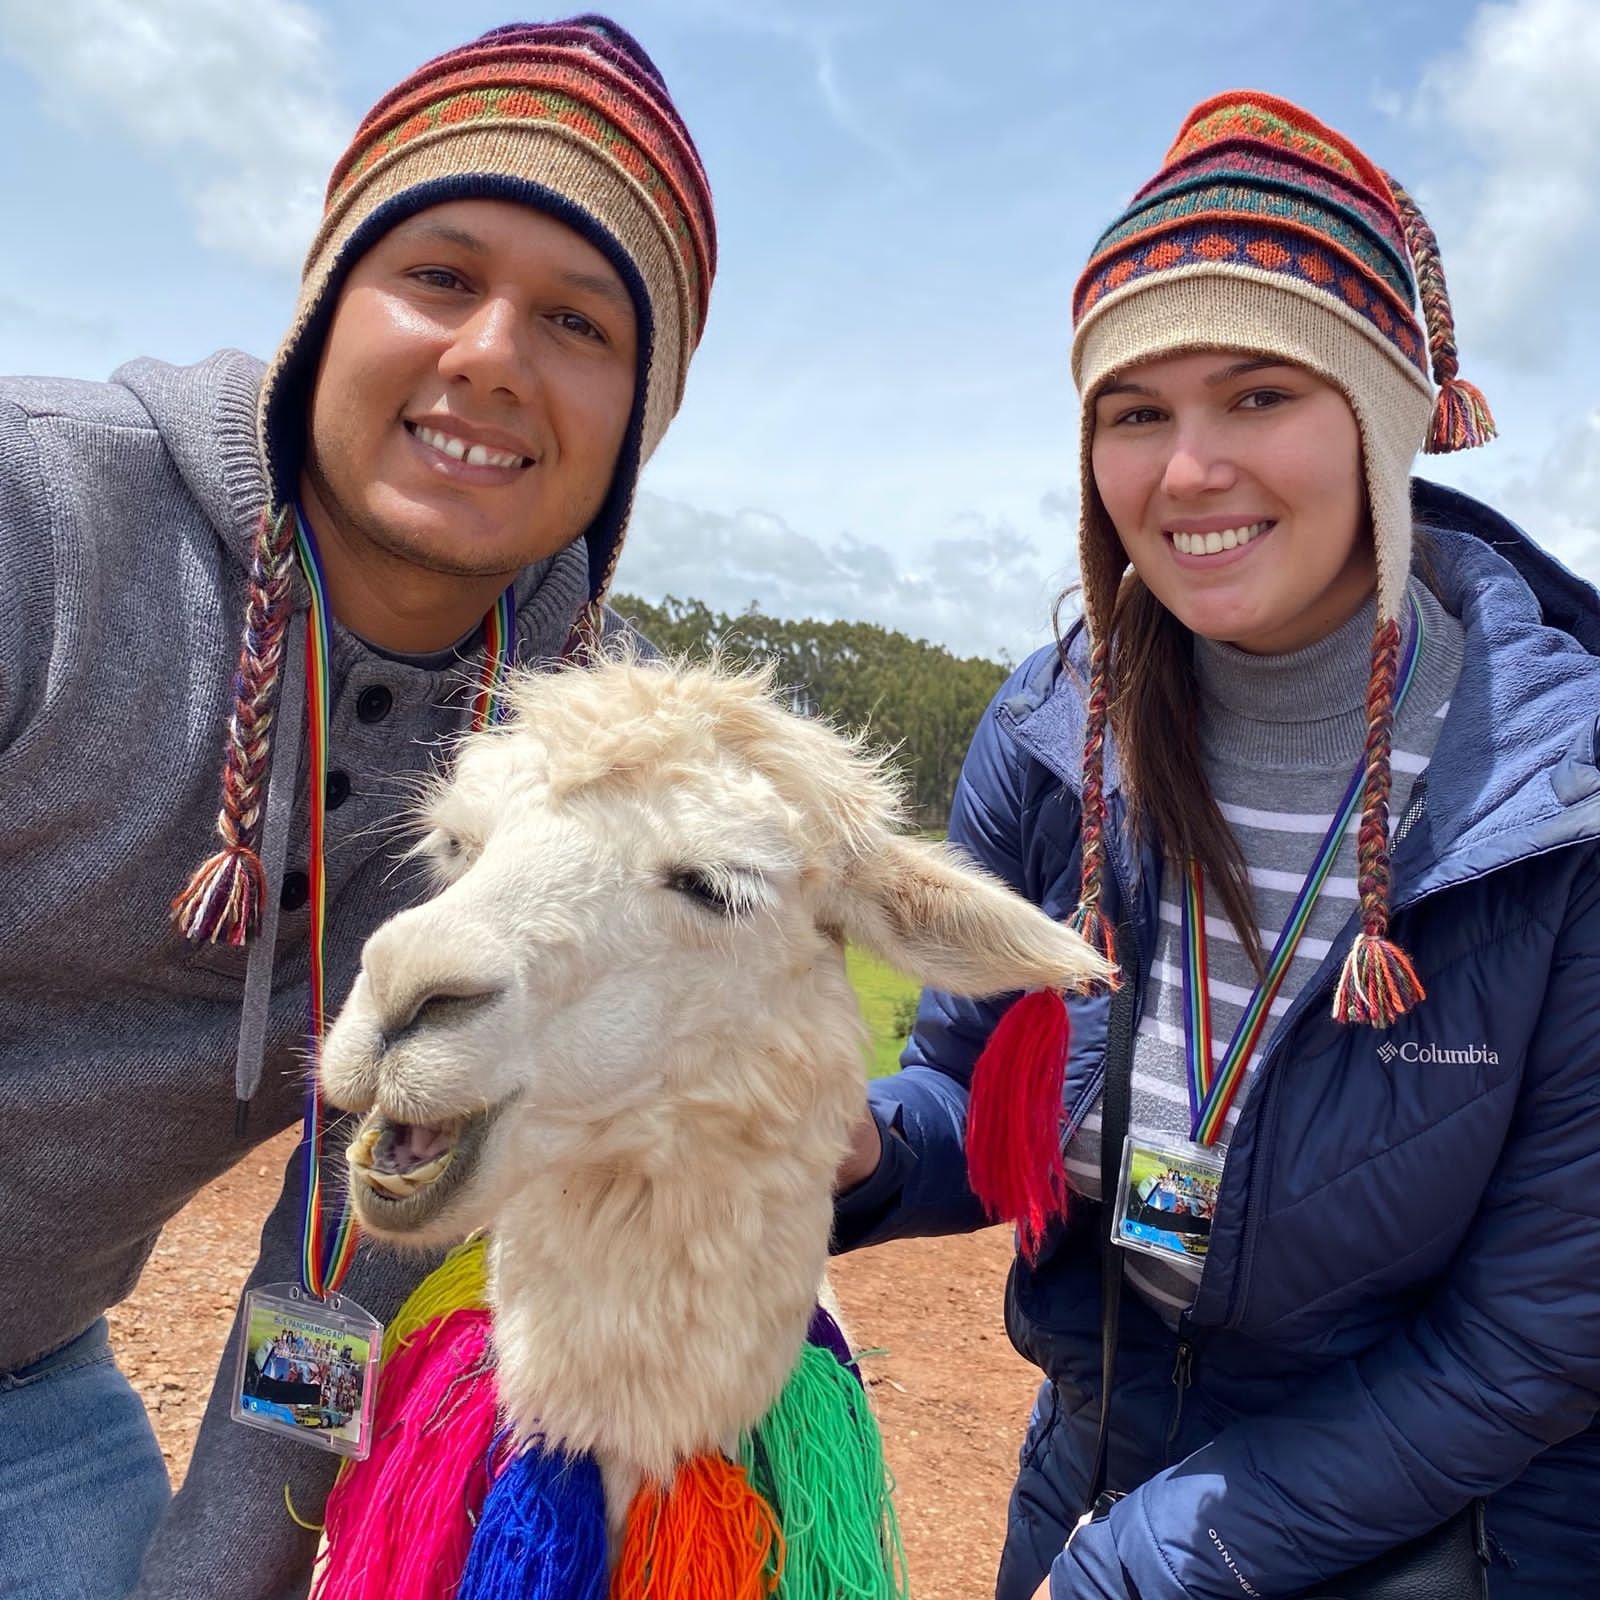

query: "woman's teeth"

left=412, top=423, right=527, bottom=469
left=1171, top=521, right=1271, bottom=556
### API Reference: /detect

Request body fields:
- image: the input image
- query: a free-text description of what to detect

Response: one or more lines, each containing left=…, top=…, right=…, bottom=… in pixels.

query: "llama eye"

left=664, top=867, right=736, bottom=916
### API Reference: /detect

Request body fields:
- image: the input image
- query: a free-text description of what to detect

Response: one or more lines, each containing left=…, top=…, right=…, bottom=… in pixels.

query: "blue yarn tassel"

left=456, top=1439, right=609, bottom=1600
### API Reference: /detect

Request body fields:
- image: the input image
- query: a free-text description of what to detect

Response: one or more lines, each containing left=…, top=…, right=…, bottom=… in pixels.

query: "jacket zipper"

left=1164, top=1332, right=1195, bottom=1464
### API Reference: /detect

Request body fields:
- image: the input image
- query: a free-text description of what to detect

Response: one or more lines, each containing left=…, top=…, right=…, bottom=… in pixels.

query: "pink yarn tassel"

left=313, top=1309, right=499, bottom=1600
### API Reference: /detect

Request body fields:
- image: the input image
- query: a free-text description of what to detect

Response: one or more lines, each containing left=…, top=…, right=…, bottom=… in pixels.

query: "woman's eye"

left=1237, top=389, right=1289, bottom=411
left=1111, top=406, right=1164, bottom=427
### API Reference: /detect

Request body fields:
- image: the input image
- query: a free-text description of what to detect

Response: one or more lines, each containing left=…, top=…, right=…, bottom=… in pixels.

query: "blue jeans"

left=0, top=1319, right=171, bottom=1599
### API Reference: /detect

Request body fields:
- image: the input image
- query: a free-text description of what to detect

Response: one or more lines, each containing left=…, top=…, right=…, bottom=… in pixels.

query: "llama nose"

left=382, top=985, right=501, bottom=1049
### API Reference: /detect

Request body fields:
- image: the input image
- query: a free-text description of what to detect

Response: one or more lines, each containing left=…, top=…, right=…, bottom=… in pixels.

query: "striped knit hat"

left=174, top=16, right=716, bottom=947
left=1067, top=91, right=1494, bottom=1027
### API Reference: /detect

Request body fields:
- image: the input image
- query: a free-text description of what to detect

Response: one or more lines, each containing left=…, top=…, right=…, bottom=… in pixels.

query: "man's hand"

left=1031, top=1579, right=1052, bottom=1600
left=835, top=1108, right=883, bottom=1192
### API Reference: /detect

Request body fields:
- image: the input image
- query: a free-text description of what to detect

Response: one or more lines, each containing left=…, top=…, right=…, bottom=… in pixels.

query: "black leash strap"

left=1084, top=919, right=1137, bottom=1515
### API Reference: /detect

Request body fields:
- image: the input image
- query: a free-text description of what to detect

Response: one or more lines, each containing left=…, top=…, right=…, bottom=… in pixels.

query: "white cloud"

left=1509, top=411, right=1600, bottom=580
left=1406, top=0, right=1600, bottom=366
left=611, top=490, right=1071, bottom=660
left=0, top=0, right=349, bottom=269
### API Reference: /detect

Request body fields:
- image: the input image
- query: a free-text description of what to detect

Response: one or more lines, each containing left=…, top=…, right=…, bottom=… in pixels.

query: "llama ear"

left=826, top=836, right=1112, bottom=1000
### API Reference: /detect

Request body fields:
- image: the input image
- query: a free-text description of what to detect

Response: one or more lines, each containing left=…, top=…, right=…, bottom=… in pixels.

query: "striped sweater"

left=1064, top=578, right=1465, bottom=1322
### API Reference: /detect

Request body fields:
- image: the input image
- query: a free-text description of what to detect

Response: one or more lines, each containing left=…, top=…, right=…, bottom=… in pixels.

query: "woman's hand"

left=1030, top=1579, right=1051, bottom=1600
left=835, top=1108, right=883, bottom=1192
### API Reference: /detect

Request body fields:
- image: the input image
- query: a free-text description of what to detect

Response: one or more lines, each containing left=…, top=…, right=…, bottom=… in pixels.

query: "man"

left=0, top=18, right=715, bottom=1597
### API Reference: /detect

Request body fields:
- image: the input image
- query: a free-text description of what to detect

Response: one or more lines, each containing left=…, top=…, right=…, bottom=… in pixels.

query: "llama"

left=316, top=654, right=1109, bottom=1590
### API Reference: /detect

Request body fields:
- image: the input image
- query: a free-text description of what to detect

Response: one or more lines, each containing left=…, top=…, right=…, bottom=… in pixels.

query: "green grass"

left=845, top=945, right=923, bottom=1078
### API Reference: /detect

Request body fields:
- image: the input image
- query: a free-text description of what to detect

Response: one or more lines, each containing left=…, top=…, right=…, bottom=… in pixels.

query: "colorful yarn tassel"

left=171, top=845, right=266, bottom=945
left=613, top=1456, right=782, bottom=1599
left=1332, top=931, right=1426, bottom=1028
left=740, top=1343, right=907, bottom=1600
left=457, top=1442, right=609, bottom=1600
left=1067, top=899, right=1118, bottom=971
left=313, top=1309, right=499, bottom=1600
left=1426, top=376, right=1497, bottom=454
left=965, top=988, right=1071, bottom=1261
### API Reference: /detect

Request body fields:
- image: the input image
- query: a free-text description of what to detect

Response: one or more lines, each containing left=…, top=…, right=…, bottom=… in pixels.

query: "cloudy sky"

left=3, top=0, right=1596, bottom=659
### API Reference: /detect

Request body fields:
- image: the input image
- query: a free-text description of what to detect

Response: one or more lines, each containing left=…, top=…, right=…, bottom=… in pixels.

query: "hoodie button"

left=326, top=770, right=351, bottom=810
left=356, top=685, right=393, bottom=723
left=280, top=871, right=310, bottom=912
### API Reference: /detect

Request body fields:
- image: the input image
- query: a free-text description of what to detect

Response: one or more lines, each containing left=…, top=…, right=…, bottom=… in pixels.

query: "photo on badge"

left=1111, top=1134, right=1224, bottom=1263
left=230, top=1283, right=382, bottom=1459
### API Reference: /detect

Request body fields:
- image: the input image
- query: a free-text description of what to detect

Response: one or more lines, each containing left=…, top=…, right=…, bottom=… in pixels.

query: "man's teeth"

left=1171, top=521, right=1271, bottom=556
left=413, top=423, right=526, bottom=469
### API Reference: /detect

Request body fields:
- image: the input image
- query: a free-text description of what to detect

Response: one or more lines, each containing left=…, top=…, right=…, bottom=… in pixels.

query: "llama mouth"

left=345, top=1106, right=499, bottom=1231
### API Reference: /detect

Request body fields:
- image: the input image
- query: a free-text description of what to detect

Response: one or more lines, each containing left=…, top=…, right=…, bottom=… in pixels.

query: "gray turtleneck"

left=0, top=352, right=599, bottom=1597
left=1064, top=577, right=1465, bottom=1324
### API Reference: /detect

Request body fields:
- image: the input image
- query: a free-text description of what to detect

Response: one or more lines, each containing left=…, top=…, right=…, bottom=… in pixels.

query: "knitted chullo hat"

left=174, top=16, right=716, bottom=948
left=1067, top=91, right=1494, bottom=1027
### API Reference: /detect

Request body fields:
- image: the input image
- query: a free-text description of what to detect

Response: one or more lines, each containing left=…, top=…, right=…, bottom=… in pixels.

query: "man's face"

left=304, top=198, right=638, bottom=581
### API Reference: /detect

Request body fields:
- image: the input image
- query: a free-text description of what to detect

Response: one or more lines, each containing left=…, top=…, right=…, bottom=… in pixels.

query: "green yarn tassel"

left=740, top=1343, right=908, bottom=1600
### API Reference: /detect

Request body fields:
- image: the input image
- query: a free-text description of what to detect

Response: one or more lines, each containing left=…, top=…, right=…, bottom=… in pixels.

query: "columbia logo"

left=1379, top=1040, right=1500, bottom=1066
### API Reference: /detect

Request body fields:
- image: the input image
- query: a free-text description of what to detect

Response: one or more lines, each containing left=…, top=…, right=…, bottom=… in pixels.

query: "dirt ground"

left=109, top=1127, right=1040, bottom=1599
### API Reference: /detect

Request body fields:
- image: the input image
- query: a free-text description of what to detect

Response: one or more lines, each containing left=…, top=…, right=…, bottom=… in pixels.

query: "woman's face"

left=1090, top=351, right=1374, bottom=654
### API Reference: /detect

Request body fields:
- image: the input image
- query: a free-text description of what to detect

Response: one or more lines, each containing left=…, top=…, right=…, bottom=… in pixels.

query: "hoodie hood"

left=113, top=349, right=268, bottom=575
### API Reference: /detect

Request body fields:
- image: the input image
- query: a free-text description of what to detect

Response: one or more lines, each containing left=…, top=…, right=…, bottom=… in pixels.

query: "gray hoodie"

left=0, top=350, right=593, bottom=1596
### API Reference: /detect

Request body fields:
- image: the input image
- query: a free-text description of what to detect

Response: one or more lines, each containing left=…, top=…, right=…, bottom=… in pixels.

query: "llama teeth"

left=363, top=1168, right=420, bottom=1197
left=352, top=1147, right=453, bottom=1197
left=348, top=1126, right=381, bottom=1169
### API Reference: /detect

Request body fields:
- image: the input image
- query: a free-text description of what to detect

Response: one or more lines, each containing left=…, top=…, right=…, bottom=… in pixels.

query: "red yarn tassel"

left=966, top=989, right=1071, bottom=1262
left=1332, top=932, right=1426, bottom=1028
left=612, top=1456, right=782, bottom=1599
left=1425, top=377, right=1497, bottom=454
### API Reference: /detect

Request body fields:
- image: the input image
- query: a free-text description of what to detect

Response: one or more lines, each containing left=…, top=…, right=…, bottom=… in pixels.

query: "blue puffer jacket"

left=834, top=483, right=1600, bottom=1599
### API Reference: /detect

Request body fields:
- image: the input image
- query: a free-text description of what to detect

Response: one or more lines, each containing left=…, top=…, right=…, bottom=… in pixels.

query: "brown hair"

left=1055, top=576, right=1266, bottom=975
left=1056, top=512, right=1434, bottom=979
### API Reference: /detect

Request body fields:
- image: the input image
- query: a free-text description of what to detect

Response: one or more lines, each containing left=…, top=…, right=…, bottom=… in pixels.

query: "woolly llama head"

left=321, top=655, right=1108, bottom=1250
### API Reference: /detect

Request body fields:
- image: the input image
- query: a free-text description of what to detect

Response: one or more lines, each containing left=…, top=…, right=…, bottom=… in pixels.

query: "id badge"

left=1110, top=1133, right=1223, bottom=1264
left=230, top=1283, right=382, bottom=1460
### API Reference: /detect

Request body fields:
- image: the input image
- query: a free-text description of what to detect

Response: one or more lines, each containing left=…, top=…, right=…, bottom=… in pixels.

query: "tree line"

left=611, top=593, right=1014, bottom=828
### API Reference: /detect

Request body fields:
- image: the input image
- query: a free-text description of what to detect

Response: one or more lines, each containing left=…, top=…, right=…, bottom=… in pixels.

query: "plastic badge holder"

left=1110, top=1132, right=1225, bottom=1266
left=230, top=1282, right=382, bottom=1461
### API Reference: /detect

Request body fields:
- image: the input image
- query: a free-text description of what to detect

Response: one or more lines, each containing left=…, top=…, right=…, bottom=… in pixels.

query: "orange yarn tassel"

left=612, top=1456, right=782, bottom=1600
left=966, top=988, right=1071, bottom=1262
left=1425, top=377, right=1497, bottom=454
left=1332, top=932, right=1426, bottom=1027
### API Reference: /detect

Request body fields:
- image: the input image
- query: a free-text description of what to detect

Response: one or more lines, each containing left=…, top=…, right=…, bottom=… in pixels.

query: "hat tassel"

left=171, top=845, right=267, bottom=946
left=966, top=988, right=1071, bottom=1262
left=1332, top=932, right=1425, bottom=1027
left=1426, top=376, right=1497, bottom=455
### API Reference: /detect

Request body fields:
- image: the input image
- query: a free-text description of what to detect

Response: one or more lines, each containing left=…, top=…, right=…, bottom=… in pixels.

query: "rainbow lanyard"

left=1180, top=593, right=1425, bottom=1148
left=293, top=508, right=516, bottom=1296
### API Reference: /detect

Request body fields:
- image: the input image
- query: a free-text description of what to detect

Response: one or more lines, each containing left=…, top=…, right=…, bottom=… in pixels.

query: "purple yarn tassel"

left=807, top=1304, right=862, bottom=1387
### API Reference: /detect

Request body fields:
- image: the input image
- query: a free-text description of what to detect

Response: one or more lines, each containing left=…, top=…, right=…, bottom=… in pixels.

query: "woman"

left=834, top=93, right=1600, bottom=1598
